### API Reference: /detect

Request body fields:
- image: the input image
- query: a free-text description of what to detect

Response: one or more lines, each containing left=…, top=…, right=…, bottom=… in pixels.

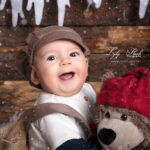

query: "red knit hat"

left=97, top=67, right=150, bottom=118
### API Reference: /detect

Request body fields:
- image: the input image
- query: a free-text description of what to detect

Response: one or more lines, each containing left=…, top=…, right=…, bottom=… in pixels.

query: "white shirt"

left=29, top=83, right=96, bottom=150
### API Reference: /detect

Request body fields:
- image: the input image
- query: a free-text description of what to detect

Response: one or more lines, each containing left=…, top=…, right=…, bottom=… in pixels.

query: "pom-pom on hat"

left=97, top=67, right=150, bottom=118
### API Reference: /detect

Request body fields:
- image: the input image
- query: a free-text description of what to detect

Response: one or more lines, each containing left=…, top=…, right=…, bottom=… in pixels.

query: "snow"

left=87, top=0, right=102, bottom=9
left=93, top=0, right=102, bottom=8
left=87, top=0, right=93, bottom=10
left=0, top=0, right=25, bottom=27
left=0, top=0, right=6, bottom=10
left=139, top=0, right=149, bottom=18
left=11, top=0, right=25, bottom=27
left=57, top=0, right=70, bottom=26
left=26, top=0, right=49, bottom=25
left=0, top=0, right=149, bottom=26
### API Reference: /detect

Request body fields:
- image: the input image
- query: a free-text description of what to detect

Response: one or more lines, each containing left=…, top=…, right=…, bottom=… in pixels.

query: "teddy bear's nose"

left=98, top=128, right=116, bottom=145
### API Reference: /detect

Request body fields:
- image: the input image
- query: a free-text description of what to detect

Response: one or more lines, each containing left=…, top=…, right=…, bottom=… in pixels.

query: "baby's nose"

left=60, top=58, right=71, bottom=66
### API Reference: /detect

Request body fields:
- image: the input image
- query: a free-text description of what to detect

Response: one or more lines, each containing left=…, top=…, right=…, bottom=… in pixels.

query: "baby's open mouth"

left=59, top=72, right=75, bottom=80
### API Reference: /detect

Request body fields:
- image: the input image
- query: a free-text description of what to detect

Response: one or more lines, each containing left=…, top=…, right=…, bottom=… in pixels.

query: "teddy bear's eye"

left=121, top=114, right=127, bottom=121
left=105, top=112, right=110, bottom=118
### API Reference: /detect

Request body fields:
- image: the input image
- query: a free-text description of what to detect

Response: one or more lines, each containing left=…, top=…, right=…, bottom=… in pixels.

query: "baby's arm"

left=39, top=113, right=96, bottom=150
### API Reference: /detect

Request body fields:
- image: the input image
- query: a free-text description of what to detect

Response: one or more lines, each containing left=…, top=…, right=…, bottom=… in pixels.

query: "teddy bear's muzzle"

left=98, top=128, right=116, bottom=145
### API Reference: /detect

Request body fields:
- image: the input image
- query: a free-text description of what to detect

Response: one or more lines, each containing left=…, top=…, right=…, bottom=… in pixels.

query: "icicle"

left=93, top=0, right=102, bottom=8
left=86, top=0, right=102, bottom=9
left=10, top=0, right=25, bottom=27
left=57, top=0, right=70, bottom=26
left=87, top=0, right=93, bottom=11
left=0, top=0, right=6, bottom=10
left=26, top=0, right=49, bottom=25
left=139, top=0, right=149, bottom=19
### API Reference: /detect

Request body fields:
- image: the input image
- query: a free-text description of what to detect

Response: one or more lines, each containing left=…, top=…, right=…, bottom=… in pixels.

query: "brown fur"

left=0, top=115, right=29, bottom=150
left=94, top=105, right=150, bottom=150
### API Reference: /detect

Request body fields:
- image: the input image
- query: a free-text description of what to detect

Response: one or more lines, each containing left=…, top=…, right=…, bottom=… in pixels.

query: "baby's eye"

left=70, top=52, right=79, bottom=57
left=47, top=56, right=56, bottom=61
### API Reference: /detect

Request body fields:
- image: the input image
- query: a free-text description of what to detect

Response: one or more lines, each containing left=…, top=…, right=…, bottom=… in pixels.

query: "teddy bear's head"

left=95, top=67, right=150, bottom=150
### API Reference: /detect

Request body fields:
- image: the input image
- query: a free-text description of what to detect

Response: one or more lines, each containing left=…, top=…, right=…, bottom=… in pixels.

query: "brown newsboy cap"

left=25, top=25, right=90, bottom=65
left=17, top=26, right=90, bottom=89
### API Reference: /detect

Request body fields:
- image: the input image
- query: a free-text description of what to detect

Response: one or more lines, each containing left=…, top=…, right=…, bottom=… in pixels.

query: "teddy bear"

left=95, top=67, right=150, bottom=150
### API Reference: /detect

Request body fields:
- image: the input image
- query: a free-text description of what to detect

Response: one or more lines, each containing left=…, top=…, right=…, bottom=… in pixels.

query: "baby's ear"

left=30, top=66, right=40, bottom=85
left=86, top=58, right=89, bottom=75
left=85, top=57, right=88, bottom=63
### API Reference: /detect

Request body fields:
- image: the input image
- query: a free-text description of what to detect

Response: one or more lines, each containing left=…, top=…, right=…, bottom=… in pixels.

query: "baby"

left=18, top=26, right=96, bottom=150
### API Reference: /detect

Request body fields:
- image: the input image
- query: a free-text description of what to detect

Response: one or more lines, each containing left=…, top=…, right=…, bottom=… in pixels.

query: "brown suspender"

left=22, top=103, right=91, bottom=139
left=0, top=103, right=91, bottom=150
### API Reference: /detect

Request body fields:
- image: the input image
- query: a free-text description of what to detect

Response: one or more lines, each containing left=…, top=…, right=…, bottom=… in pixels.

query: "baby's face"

left=31, top=40, right=88, bottom=96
